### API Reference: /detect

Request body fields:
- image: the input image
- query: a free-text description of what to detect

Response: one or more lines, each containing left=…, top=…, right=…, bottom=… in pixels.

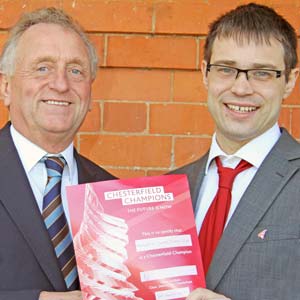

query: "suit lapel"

left=173, top=153, right=208, bottom=211
left=189, top=155, right=208, bottom=211
left=0, top=124, right=66, bottom=290
left=207, top=130, right=300, bottom=289
left=75, top=151, right=96, bottom=184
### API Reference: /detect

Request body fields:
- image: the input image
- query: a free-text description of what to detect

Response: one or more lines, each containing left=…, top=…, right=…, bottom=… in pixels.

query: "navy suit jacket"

left=0, top=123, right=116, bottom=300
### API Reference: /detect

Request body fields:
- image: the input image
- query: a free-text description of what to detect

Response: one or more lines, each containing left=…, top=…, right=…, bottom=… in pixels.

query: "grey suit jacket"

left=172, top=128, right=300, bottom=300
left=0, top=122, right=116, bottom=300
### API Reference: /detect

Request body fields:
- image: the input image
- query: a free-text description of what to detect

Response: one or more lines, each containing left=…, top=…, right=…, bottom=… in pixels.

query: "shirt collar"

left=10, top=125, right=75, bottom=177
left=205, top=123, right=281, bottom=174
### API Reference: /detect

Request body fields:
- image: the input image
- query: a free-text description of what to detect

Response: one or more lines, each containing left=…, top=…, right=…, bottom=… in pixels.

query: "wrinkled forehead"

left=19, top=23, right=86, bottom=47
left=15, top=23, right=90, bottom=63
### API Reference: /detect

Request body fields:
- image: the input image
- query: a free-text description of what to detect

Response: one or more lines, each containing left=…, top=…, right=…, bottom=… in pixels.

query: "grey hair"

left=0, top=7, right=98, bottom=79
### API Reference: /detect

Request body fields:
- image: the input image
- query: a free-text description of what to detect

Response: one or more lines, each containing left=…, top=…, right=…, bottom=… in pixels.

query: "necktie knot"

left=216, top=157, right=252, bottom=190
left=44, top=156, right=66, bottom=178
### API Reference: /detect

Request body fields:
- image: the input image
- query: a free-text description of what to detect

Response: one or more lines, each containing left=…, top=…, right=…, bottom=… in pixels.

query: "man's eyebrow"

left=251, top=63, right=280, bottom=69
left=210, top=60, right=236, bottom=66
left=211, top=60, right=280, bottom=69
left=31, top=56, right=56, bottom=65
left=66, top=57, right=89, bottom=67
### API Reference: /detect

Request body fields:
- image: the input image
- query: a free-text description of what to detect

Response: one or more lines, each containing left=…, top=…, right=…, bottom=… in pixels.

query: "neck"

left=13, top=125, right=73, bottom=154
left=33, top=135, right=73, bottom=154
left=216, top=135, right=249, bottom=155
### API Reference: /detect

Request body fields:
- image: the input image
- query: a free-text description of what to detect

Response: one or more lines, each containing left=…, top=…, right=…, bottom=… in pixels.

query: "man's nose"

left=48, top=69, right=70, bottom=92
left=231, top=72, right=254, bottom=96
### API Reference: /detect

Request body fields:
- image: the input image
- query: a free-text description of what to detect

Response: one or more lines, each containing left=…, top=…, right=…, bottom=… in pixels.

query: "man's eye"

left=70, top=68, right=82, bottom=75
left=252, top=70, right=272, bottom=79
left=37, top=66, right=49, bottom=72
left=217, top=67, right=235, bottom=75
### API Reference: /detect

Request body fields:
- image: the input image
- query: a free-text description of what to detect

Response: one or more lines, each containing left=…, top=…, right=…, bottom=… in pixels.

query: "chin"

left=43, top=125, right=73, bottom=134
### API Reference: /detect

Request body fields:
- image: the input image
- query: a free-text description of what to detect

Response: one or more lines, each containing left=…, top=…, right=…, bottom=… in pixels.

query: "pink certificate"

left=67, top=174, right=205, bottom=300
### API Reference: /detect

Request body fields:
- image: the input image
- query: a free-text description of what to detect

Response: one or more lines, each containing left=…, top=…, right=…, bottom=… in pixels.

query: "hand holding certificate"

left=67, top=174, right=205, bottom=300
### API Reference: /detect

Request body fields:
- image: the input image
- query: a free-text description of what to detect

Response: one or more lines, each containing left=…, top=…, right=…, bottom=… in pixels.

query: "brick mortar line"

left=103, top=34, right=108, bottom=67
left=151, top=3, right=156, bottom=33
left=96, top=66, right=202, bottom=71
left=100, top=100, right=104, bottom=132
left=281, top=104, right=300, bottom=108
left=170, top=135, right=175, bottom=169
left=146, top=102, right=150, bottom=134
left=93, top=100, right=209, bottom=105
left=77, top=132, right=213, bottom=138
left=196, top=37, right=200, bottom=70
left=170, top=71, right=174, bottom=102
left=94, top=32, right=206, bottom=39
left=92, top=101, right=300, bottom=107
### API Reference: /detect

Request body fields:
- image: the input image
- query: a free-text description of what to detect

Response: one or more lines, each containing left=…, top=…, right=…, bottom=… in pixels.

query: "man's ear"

left=283, top=67, right=299, bottom=99
left=0, top=73, right=11, bottom=107
left=201, top=60, right=209, bottom=89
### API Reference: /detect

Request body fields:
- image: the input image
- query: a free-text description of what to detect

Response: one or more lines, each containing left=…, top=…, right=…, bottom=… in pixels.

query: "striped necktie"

left=42, top=156, right=79, bottom=290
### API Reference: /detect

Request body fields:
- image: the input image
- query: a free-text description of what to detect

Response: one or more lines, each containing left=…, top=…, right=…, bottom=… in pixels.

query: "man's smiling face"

left=202, top=36, right=298, bottom=154
left=3, top=23, right=93, bottom=151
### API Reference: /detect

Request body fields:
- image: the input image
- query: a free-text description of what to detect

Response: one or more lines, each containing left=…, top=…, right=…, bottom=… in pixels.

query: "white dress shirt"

left=195, top=123, right=281, bottom=234
left=10, top=125, right=78, bottom=229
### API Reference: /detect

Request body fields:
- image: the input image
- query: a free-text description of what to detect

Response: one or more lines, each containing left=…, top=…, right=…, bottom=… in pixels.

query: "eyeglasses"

left=207, top=63, right=284, bottom=83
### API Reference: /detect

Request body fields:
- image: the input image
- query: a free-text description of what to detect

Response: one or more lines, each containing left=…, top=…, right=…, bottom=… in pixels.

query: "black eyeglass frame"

left=206, top=63, right=283, bottom=80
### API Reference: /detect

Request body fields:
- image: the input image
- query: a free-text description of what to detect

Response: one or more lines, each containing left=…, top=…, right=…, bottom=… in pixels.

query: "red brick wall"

left=0, top=0, right=299, bottom=178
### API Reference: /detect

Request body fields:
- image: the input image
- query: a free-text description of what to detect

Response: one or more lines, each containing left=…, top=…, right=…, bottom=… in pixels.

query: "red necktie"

left=199, top=157, right=252, bottom=274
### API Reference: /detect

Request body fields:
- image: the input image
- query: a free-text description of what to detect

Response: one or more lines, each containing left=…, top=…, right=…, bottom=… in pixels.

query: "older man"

left=0, top=8, right=115, bottom=300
